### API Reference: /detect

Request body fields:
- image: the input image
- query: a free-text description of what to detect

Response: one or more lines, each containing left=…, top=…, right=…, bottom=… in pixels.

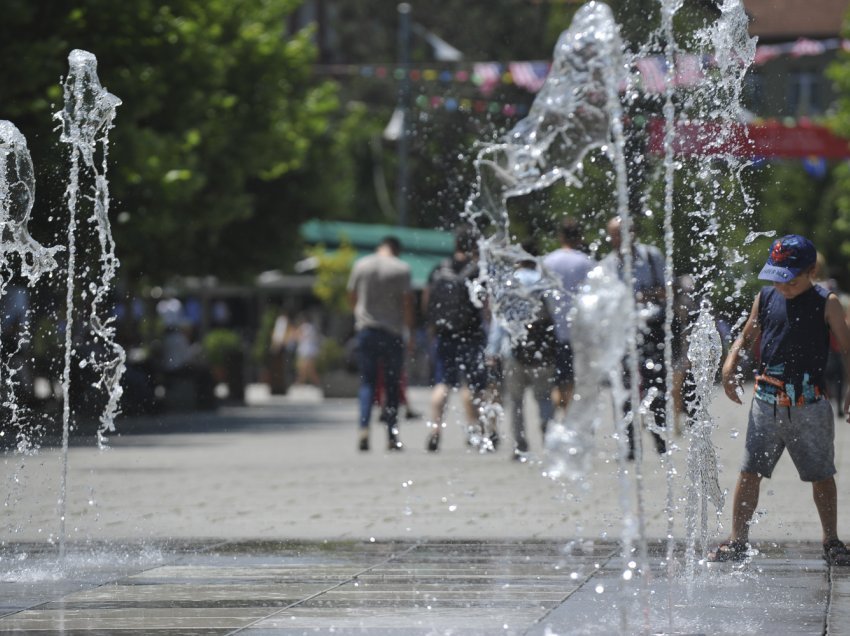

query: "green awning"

left=300, top=220, right=454, bottom=288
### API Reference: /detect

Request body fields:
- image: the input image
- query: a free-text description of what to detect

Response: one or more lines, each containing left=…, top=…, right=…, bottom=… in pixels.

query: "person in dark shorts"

left=423, top=227, right=491, bottom=452
left=710, top=235, right=850, bottom=565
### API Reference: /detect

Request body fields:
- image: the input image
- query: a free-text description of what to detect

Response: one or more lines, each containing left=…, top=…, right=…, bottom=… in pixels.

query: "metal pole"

left=397, top=3, right=411, bottom=227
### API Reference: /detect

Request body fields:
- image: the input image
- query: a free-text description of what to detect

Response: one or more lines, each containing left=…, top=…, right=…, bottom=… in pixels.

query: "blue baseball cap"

left=758, top=234, right=817, bottom=283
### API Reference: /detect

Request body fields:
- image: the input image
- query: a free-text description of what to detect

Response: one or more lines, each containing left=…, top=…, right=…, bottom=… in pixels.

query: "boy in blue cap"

left=710, top=235, right=850, bottom=564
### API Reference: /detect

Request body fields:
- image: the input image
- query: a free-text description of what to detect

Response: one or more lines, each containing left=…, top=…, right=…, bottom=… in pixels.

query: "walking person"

left=423, top=227, right=491, bottom=452
left=709, top=235, right=850, bottom=564
left=504, top=242, right=556, bottom=459
left=602, top=215, right=667, bottom=459
left=294, top=312, right=321, bottom=387
left=347, top=236, right=414, bottom=451
left=542, top=217, right=595, bottom=417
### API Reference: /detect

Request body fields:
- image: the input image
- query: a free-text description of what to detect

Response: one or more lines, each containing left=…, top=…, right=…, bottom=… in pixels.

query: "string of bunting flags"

left=408, top=92, right=850, bottom=160
left=317, top=37, right=849, bottom=96
left=413, top=93, right=530, bottom=116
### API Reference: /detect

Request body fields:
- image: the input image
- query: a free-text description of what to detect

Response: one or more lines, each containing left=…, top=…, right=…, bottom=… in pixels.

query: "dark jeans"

left=357, top=327, right=403, bottom=430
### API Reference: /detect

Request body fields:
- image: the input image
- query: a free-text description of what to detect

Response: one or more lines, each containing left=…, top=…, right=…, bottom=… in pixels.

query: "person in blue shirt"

left=710, top=235, right=850, bottom=565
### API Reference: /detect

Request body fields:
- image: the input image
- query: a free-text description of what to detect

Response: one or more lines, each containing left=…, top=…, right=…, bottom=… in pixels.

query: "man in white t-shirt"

left=347, top=236, right=414, bottom=452
left=542, top=217, right=595, bottom=416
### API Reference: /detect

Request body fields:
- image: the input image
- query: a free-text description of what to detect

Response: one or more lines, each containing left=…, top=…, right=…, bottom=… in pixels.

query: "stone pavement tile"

left=244, top=540, right=613, bottom=635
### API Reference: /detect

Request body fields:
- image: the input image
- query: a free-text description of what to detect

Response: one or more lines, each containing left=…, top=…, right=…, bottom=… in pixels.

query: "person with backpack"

left=602, top=215, right=667, bottom=459
left=503, top=241, right=557, bottom=460
left=423, top=227, right=491, bottom=452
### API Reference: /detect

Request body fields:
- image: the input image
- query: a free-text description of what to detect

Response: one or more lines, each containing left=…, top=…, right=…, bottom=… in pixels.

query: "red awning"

left=646, top=118, right=850, bottom=159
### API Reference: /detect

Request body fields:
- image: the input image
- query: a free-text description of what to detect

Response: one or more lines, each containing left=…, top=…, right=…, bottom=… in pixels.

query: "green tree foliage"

left=308, top=239, right=357, bottom=314
left=0, top=0, right=353, bottom=285
left=827, top=38, right=850, bottom=276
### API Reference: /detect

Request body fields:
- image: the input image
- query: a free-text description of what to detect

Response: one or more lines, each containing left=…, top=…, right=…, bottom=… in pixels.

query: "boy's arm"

left=824, top=294, right=850, bottom=421
left=721, top=295, right=761, bottom=404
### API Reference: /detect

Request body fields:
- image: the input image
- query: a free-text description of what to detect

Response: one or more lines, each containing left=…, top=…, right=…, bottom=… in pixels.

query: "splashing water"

left=468, top=1, right=633, bottom=354
left=0, top=122, right=62, bottom=282
left=457, top=0, right=757, bottom=632
left=467, top=2, right=628, bottom=235
left=54, top=49, right=124, bottom=557
left=545, top=266, right=630, bottom=483
left=0, top=122, right=62, bottom=451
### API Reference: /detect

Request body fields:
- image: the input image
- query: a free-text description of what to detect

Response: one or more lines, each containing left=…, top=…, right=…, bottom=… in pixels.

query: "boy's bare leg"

left=731, top=471, right=762, bottom=543
left=812, top=476, right=839, bottom=543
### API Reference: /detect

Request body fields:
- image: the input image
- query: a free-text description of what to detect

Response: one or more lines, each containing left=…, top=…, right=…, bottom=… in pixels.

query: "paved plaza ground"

left=2, top=383, right=850, bottom=634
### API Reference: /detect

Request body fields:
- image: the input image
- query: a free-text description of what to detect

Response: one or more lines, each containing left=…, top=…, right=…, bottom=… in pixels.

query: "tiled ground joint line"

left=827, top=566, right=850, bottom=636
left=224, top=541, right=421, bottom=635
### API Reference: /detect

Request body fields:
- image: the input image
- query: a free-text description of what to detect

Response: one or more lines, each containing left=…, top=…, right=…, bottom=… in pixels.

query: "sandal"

left=824, top=539, right=850, bottom=566
left=707, top=540, right=749, bottom=563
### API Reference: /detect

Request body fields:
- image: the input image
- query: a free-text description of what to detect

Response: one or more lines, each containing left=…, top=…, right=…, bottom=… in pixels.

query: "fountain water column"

left=54, top=49, right=122, bottom=557
left=654, top=4, right=686, bottom=632
left=601, top=35, right=655, bottom=636
left=676, top=0, right=756, bottom=569
left=683, top=303, right=724, bottom=577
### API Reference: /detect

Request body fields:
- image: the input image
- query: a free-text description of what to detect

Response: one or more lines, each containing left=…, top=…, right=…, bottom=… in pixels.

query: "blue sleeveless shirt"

left=754, top=284, right=830, bottom=406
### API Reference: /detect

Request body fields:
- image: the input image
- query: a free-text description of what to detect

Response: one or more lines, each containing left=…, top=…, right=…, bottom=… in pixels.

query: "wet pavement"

left=1, top=538, right=847, bottom=634
left=3, top=384, right=850, bottom=634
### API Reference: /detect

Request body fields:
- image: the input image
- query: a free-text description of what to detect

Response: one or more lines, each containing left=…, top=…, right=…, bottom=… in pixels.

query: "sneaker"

left=824, top=539, right=850, bottom=565
left=426, top=422, right=440, bottom=452
left=405, top=409, right=422, bottom=420
left=358, top=431, right=369, bottom=452
left=488, top=431, right=500, bottom=451
left=388, top=427, right=404, bottom=451
left=427, top=433, right=440, bottom=452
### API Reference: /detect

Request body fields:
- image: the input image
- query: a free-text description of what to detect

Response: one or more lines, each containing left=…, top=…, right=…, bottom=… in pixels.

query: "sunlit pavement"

left=2, top=383, right=850, bottom=634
